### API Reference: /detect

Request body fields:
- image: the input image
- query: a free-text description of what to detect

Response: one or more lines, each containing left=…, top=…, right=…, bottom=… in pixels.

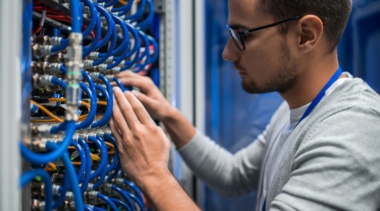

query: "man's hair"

left=259, top=0, right=352, bottom=50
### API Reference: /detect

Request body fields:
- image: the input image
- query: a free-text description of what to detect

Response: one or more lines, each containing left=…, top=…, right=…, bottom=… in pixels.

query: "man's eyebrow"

left=228, top=23, right=250, bottom=30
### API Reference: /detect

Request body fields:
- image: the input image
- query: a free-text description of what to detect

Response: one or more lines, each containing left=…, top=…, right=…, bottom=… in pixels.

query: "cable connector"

left=89, top=52, right=99, bottom=60
left=95, top=64, right=108, bottom=74
left=111, top=67, right=120, bottom=74
left=50, top=37, right=62, bottom=46
left=39, top=45, right=53, bottom=57
left=49, top=63, right=62, bottom=74
left=65, top=32, right=83, bottom=121
left=65, top=191, right=74, bottom=201
left=39, top=75, right=53, bottom=87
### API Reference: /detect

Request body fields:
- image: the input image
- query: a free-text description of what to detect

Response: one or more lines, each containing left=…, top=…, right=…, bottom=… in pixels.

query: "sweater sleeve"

left=178, top=128, right=267, bottom=196
left=270, top=96, right=380, bottom=210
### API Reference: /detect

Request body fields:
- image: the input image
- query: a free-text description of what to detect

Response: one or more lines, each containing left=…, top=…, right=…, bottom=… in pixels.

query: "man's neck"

left=280, top=58, right=340, bottom=109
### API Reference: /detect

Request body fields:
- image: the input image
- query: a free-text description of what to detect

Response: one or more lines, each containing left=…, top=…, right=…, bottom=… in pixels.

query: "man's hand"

left=112, top=71, right=175, bottom=121
left=110, top=87, right=171, bottom=184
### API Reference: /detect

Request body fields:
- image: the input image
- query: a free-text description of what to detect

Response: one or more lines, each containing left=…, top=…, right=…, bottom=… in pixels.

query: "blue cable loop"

left=136, top=0, right=154, bottom=30
left=111, top=185, right=135, bottom=211
left=20, top=121, right=76, bottom=164
left=120, top=27, right=141, bottom=71
left=53, top=171, right=69, bottom=208
left=46, top=142, right=84, bottom=211
left=20, top=169, right=53, bottom=211
left=107, top=159, right=121, bottom=181
left=134, top=32, right=150, bottom=72
left=104, top=0, right=119, bottom=7
left=51, top=77, right=67, bottom=89
left=103, top=134, right=119, bottom=174
left=70, top=140, right=86, bottom=179
left=122, top=0, right=146, bottom=19
left=113, top=77, right=126, bottom=92
left=94, top=5, right=114, bottom=49
left=78, top=137, right=92, bottom=193
left=112, top=0, right=134, bottom=13
left=83, top=12, right=101, bottom=57
left=99, top=15, right=129, bottom=57
left=97, top=193, right=119, bottom=211
left=81, top=0, right=97, bottom=37
left=76, top=82, right=96, bottom=129
left=88, top=136, right=107, bottom=190
left=127, top=191, right=145, bottom=211
left=92, top=16, right=117, bottom=66
left=91, top=74, right=113, bottom=128
left=110, top=198, right=131, bottom=211
left=123, top=180, right=145, bottom=208
left=147, top=35, right=159, bottom=64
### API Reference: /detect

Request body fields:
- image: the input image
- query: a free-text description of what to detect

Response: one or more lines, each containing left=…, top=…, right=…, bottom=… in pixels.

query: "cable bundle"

left=20, top=0, right=158, bottom=210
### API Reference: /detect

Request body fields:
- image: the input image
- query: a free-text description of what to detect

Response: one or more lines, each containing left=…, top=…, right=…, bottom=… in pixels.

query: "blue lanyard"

left=261, top=67, right=342, bottom=211
left=295, top=67, right=342, bottom=128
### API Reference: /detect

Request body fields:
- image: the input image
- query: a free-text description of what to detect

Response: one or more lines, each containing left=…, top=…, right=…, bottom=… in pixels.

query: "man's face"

left=222, top=0, right=299, bottom=94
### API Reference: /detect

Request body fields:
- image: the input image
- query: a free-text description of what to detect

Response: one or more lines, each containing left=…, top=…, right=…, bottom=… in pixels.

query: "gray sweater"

left=178, top=78, right=380, bottom=211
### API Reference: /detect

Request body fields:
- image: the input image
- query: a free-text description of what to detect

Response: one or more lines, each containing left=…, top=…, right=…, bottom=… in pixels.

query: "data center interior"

left=0, top=0, right=379, bottom=210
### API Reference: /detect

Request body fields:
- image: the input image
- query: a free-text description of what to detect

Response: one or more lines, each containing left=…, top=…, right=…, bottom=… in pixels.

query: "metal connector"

left=95, top=64, right=108, bottom=74
left=89, top=52, right=99, bottom=60
left=65, top=33, right=83, bottom=121
left=65, top=191, right=74, bottom=201
left=49, top=63, right=62, bottom=74
left=111, top=67, right=121, bottom=74
left=39, top=75, right=53, bottom=87
left=39, top=45, right=53, bottom=57
left=105, top=75, right=113, bottom=81
left=50, top=37, right=62, bottom=46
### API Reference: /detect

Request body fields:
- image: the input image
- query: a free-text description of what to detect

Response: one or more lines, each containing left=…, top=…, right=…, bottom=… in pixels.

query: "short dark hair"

left=259, top=0, right=352, bottom=50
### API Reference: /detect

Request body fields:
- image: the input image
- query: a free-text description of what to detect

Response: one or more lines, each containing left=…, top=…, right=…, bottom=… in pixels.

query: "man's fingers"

left=124, top=91, right=155, bottom=127
left=131, top=90, right=157, bottom=108
left=109, top=119, right=127, bottom=152
left=115, top=71, right=154, bottom=93
left=113, top=87, right=141, bottom=131
left=112, top=96, right=131, bottom=135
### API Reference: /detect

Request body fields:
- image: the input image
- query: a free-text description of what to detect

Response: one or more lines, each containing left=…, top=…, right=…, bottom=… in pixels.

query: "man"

left=110, top=0, right=380, bottom=210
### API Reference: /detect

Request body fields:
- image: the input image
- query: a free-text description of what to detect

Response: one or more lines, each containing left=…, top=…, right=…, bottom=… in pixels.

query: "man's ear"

left=296, top=15, right=324, bottom=53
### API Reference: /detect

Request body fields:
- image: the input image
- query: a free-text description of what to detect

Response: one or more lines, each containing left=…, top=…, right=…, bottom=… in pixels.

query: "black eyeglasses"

left=226, top=16, right=302, bottom=50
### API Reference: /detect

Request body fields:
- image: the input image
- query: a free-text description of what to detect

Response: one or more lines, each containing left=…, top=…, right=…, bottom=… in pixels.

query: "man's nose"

left=222, top=38, right=239, bottom=62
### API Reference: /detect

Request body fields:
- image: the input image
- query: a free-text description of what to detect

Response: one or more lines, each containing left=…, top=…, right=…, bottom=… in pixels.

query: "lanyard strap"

left=295, top=67, right=342, bottom=128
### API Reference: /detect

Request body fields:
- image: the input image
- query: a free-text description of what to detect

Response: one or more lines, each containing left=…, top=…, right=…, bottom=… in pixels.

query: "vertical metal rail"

left=0, top=0, right=23, bottom=210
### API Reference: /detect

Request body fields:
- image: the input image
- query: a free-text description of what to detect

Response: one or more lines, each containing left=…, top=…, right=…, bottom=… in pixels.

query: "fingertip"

left=113, top=86, right=122, bottom=93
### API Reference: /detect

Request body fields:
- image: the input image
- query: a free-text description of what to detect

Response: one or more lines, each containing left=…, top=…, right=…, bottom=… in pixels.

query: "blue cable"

left=135, top=0, right=154, bottom=30
left=112, top=0, right=134, bottom=13
left=103, top=134, right=119, bottom=174
left=76, top=82, right=96, bottom=129
left=83, top=12, right=101, bottom=57
left=147, top=35, right=159, bottom=64
left=122, top=0, right=146, bottom=19
left=91, top=74, right=113, bottom=128
left=104, top=0, right=119, bottom=7
left=70, top=140, right=86, bottom=179
left=120, top=27, right=141, bottom=71
left=53, top=171, right=69, bottom=208
left=51, top=77, right=67, bottom=89
left=20, top=121, right=75, bottom=165
left=110, top=198, right=131, bottom=211
left=88, top=136, right=107, bottom=190
left=46, top=142, right=84, bottom=211
left=94, top=5, right=114, bottom=49
left=126, top=190, right=145, bottom=211
left=134, top=32, right=150, bottom=72
left=113, top=77, right=126, bottom=92
left=92, top=16, right=117, bottom=66
left=81, top=0, right=97, bottom=37
left=107, top=159, right=121, bottom=181
left=51, top=39, right=69, bottom=53
left=20, top=169, right=53, bottom=211
left=111, top=185, right=135, bottom=211
left=93, top=207, right=107, bottom=211
left=123, top=180, right=144, bottom=208
left=70, top=0, right=82, bottom=33
left=100, top=15, right=129, bottom=57
left=97, top=193, right=118, bottom=211
left=78, top=137, right=92, bottom=193
left=85, top=205, right=94, bottom=211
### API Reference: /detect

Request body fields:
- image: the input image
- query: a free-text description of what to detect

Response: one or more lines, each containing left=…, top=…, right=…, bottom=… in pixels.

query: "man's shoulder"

left=320, top=78, right=380, bottom=117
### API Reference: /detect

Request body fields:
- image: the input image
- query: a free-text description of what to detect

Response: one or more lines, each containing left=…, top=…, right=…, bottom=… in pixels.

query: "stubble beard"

left=242, top=39, right=299, bottom=94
